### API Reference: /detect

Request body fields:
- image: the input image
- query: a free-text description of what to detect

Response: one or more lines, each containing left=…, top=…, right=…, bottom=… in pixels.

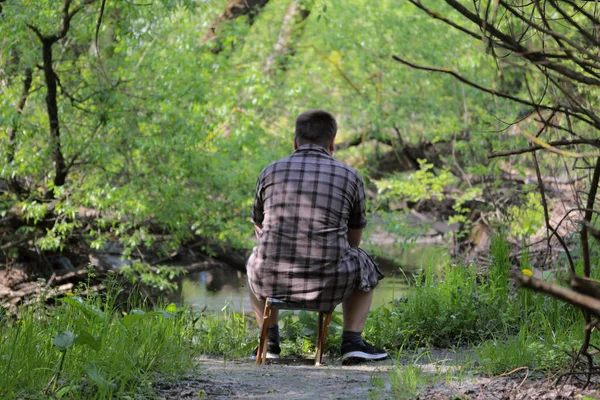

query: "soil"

left=153, top=350, right=600, bottom=400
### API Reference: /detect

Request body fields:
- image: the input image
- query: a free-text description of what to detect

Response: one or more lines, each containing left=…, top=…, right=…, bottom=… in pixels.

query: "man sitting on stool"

left=247, top=109, right=388, bottom=364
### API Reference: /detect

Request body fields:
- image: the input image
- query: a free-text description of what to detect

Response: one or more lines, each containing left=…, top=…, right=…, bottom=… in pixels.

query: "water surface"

left=176, top=244, right=447, bottom=312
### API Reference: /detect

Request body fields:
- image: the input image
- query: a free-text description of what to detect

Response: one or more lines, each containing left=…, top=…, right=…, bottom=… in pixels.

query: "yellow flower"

left=521, top=269, right=533, bottom=276
left=66, top=292, right=74, bottom=297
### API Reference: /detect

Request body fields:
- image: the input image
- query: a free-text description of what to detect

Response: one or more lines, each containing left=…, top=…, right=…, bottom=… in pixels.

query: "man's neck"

left=295, top=142, right=333, bottom=156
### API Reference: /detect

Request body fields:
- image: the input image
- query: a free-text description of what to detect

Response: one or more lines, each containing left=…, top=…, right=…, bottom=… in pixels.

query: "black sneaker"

left=251, top=342, right=281, bottom=360
left=341, top=341, right=388, bottom=364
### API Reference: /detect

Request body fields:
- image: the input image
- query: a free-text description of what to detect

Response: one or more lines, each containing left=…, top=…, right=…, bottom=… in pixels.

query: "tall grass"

left=0, top=278, right=196, bottom=399
left=366, top=234, right=515, bottom=348
left=366, top=234, right=585, bottom=375
left=191, top=302, right=255, bottom=357
left=375, top=233, right=589, bottom=396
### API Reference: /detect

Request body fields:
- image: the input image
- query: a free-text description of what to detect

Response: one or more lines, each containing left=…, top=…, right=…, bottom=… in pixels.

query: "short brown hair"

left=295, top=109, right=337, bottom=148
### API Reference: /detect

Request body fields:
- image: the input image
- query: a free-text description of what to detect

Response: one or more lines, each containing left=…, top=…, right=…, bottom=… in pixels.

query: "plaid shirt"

left=247, top=144, right=383, bottom=311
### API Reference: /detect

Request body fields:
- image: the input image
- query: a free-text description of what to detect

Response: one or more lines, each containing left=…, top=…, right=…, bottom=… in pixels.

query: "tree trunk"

left=204, top=0, right=270, bottom=53
left=41, top=40, right=68, bottom=189
left=264, top=0, right=312, bottom=74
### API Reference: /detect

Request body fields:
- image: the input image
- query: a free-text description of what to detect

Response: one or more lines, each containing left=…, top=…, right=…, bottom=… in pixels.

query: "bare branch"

left=445, top=0, right=600, bottom=86
left=581, top=158, right=600, bottom=278
left=489, top=139, right=600, bottom=159
left=547, top=0, right=600, bottom=48
left=407, top=0, right=483, bottom=42
left=391, top=55, right=589, bottom=121
left=514, top=274, right=600, bottom=318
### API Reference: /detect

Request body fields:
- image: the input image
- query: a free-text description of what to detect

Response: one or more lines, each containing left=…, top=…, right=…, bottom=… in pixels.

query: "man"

left=247, top=109, right=387, bottom=364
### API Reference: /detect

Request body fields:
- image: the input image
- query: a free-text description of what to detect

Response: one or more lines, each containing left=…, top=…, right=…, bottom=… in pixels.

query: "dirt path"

left=154, top=351, right=600, bottom=400
left=155, top=357, right=395, bottom=399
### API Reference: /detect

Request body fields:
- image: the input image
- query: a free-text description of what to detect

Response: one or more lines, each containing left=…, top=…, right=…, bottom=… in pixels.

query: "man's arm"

left=347, top=228, right=362, bottom=248
left=254, top=224, right=263, bottom=239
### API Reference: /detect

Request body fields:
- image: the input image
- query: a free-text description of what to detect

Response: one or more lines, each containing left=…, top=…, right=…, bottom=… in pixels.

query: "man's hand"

left=347, top=228, right=362, bottom=248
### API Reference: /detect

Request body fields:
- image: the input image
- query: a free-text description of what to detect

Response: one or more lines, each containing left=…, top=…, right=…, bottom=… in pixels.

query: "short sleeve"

left=251, top=175, right=264, bottom=226
left=347, top=174, right=367, bottom=229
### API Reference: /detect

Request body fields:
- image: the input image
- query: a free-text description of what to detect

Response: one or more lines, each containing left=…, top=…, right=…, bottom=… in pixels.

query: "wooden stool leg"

left=315, top=313, right=332, bottom=365
left=256, top=301, right=272, bottom=365
left=321, top=313, right=332, bottom=347
left=315, top=311, right=325, bottom=365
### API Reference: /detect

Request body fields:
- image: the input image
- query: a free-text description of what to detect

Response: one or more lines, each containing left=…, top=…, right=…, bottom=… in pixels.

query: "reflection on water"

left=176, top=245, right=448, bottom=313
left=179, top=268, right=252, bottom=312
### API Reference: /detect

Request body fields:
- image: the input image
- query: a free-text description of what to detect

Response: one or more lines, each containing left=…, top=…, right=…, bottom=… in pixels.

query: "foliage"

left=0, top=0, right=528, bottom=274
left=375, top=160, right=456, bottom=203
left=506, top=192, right=545, bottom=239
left=448, top=186, right=482, bottom=238
left=279, top=310, right=343, bottom=355
left=119, top=261, right=187, bottom=292
left=0, top=278, right=196, bottom=399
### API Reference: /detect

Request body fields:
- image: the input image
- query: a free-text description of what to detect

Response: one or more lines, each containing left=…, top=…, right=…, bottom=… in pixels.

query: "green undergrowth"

left=366, top=234, right=585, bottom=375
left=191, top=302, right=256, bottom=357
left=190, top=303, right=345, bottom=358
left=0, top=277, right=197, bottom=400
left=373, top=235, right=592, bottom=397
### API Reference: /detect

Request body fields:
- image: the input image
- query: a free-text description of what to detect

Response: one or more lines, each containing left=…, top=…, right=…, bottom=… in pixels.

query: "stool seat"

left=256, top=297, right=333, bottom=366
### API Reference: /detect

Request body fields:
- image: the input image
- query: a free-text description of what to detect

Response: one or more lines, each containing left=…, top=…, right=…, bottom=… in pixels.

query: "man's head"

left=294, top=109, right=337, bottom=152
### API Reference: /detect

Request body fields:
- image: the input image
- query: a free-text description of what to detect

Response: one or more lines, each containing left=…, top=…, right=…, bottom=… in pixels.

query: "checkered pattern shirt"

left=247, top=144, right=383, bottom=311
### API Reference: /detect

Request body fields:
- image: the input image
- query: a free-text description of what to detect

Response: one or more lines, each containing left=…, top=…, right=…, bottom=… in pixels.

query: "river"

left=176, top=244, right=448, bottom=312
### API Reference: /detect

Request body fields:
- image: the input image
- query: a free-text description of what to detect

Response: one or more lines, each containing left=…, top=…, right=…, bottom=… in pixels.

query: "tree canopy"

left=1, top=0, right=596, bottom=286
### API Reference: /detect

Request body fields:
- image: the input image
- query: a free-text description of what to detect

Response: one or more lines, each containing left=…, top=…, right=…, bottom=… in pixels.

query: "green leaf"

left=55, top=384, right=81, bottom=398
left=150, top=310, right=173, bottom=319
left=122, top=311, right=147, bottom=328
left=60, top=296, right=106, bottom=320
left=82, top=364, right=117, bottom=391
left=74, top=330, right=101, bottom=351
left=53, top=330, right=76, bottom=351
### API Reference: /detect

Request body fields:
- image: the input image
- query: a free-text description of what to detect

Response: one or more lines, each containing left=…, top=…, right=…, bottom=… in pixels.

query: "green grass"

left=0, top=278, right=196, bottom=399
left=367, top=233, right=590, bottom=395
left=190, top=301, right=256, bottom=358
left=388, top=348, right=475, bottom=400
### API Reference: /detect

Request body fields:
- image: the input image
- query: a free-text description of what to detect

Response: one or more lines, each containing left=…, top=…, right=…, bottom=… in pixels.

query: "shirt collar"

left=294, top=143, right=331, bottom=156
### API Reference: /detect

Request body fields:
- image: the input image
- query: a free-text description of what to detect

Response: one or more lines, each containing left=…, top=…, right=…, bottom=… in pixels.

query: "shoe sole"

left=341, top=351, right=388, bottom=364
left=249, top=352, right=281, bottom=361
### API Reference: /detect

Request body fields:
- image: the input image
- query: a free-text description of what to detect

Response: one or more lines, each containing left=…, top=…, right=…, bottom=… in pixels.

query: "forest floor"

left=153, top=349, right=600, bottom=400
